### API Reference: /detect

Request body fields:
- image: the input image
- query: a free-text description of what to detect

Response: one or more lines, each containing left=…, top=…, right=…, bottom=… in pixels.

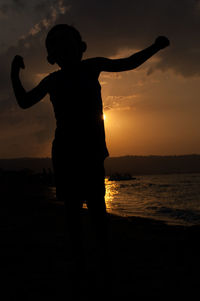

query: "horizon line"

left=1, top=153, right=200, bottom=160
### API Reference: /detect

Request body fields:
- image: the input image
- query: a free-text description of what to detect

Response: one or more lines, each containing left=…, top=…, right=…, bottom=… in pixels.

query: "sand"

left=1, top=183, right=200, bottom=300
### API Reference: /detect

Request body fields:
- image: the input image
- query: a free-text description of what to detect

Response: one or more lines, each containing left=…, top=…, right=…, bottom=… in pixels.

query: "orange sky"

left=1, top=0, right=200, bottom=158
left=100, top=49, right=200, bottom=156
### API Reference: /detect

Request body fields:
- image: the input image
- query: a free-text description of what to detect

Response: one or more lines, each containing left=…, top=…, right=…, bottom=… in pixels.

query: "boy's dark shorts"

left=52, top=139, right=106, bottom=202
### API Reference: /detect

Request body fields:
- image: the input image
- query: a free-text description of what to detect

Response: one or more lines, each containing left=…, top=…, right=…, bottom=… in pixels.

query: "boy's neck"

left=60, top=60, right=82, bottom=71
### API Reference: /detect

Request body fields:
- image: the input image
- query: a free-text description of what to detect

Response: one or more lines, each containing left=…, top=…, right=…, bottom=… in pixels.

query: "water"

left=105, top=173, right=200, bottom=226
left=49, top=173, right=200, bottom=226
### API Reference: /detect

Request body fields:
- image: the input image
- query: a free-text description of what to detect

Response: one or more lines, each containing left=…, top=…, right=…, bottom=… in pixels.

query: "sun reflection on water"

left=81, top=178, right=119, bottom=211
left=49, top=178, right=119, bottom=213
left=104, top=178, right=119, bottom=211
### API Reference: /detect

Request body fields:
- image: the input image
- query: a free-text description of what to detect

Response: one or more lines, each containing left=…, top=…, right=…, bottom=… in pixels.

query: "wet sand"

left=1, top=184, right=200, bottom=300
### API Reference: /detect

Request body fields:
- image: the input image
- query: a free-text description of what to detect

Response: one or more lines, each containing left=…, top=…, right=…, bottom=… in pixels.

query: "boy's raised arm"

left=96, top=36, right=170, bottom=73
left=11, top=55, right=49, bottom=109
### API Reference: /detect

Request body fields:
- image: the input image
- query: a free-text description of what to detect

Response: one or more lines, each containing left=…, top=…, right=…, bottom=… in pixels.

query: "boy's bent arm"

left=96, top=36, right=169, bottom=73
left=11, top=55, right=49, bottom=109
left=11, top=76, right=49, bottom=109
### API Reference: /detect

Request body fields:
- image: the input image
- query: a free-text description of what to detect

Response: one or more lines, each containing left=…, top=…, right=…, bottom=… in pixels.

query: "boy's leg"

left=86, top=158, right=108, bottom=252
left=87, top=195, right=108, bottom=252
left=52, top=141, right=83, bottom=260
left=64, top=196, right=83, bottom=261
left=86, top=194, right=111, bottom=294
left=52, top=143, right=86, bottom=295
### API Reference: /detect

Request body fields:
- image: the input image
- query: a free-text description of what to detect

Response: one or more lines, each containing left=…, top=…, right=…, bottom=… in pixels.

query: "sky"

left=1, top=0, right=200, bottom=158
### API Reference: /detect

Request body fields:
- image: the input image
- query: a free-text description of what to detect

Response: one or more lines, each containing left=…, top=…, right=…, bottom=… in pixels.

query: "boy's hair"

left=45, top=24, right=83, bottom=64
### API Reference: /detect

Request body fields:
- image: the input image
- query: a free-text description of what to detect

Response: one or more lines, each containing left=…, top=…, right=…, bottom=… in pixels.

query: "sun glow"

left=103, top=113, right=106, bottom=120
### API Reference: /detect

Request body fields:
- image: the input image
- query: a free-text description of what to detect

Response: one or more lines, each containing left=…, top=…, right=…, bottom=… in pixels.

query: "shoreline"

left=1, top=193, right=200, bottom=299
left=50, top=196, right=200, bottom=227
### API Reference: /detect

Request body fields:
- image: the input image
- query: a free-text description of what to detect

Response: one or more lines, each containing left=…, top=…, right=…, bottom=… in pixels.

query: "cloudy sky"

left=1, top=0, right=200, bottom=158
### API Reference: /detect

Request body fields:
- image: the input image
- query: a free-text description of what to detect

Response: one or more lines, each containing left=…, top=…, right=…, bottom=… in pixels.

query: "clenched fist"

left=154, top=36, right=170, bottom=50
left=11, top=55, right=25, bottom=74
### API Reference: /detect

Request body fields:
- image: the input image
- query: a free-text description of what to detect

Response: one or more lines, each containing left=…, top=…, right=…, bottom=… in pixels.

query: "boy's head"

left=45, top=24, right=87, bottom=67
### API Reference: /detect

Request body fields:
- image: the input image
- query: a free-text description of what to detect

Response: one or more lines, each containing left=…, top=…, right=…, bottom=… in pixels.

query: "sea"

left=50, top=173, right=200, bottom=226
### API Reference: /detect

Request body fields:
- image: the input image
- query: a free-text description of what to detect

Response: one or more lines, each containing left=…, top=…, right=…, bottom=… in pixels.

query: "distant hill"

left=1, top=155, right=200, bottom=175
left=104, top=155, right=200, bottom=175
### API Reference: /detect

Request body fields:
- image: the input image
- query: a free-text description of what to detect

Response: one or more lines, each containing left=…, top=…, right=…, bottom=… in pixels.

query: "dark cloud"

left=34, top=0, right=59, bottom=12
left=0, top=0, right=26, bottom=15
left=2, top=0, right=200, bottom=77
left=0, top=0, right=67, bottom=157
left=1, top=0, right=200, bottom=157
left=0, top=96, right=55, bottom=157
left=12, top=0, right=25, bottom=4
left=3, top=0, right=200, bottom=78
left=0, top=4, right=9, bottom=15
left=11, top=0, right=25, bottom=7
left=55, top=0, right=200, bottom=77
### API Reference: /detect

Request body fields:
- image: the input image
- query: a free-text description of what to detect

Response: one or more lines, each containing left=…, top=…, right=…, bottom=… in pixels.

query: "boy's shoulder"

left=82, top=57, right=101, bottom=67
left=43, top=70, right=62, bottom=84
left=81, top=57, right=103, bottom=75
left=47, top=69, right=62, bottom=78
left=43, top=57, right=103, bottom=82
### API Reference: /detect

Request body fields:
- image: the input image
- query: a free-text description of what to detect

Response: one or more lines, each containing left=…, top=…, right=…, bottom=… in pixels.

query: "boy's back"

left=48, top=58, right=109, bottom=159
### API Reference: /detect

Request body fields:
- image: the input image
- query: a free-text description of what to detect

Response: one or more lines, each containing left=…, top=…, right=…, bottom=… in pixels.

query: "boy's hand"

left=154, top=36, right=170, bottom=50
left=11, top=55, right=25, bottom=73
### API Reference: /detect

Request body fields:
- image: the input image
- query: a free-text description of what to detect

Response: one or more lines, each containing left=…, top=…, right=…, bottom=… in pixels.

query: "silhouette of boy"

left=11, top=24, right=169, bottom=262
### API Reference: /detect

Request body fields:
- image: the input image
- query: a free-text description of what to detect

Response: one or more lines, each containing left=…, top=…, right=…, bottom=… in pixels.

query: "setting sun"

left=103, top=113, right=106, bottom=120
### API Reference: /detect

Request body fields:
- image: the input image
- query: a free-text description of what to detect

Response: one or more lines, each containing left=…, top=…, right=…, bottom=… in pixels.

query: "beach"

left=1, top=183, right=200, bottom=300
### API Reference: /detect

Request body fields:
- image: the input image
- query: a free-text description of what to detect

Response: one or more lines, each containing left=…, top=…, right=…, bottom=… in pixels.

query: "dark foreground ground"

left=1, top=183, right=200, bottom=300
